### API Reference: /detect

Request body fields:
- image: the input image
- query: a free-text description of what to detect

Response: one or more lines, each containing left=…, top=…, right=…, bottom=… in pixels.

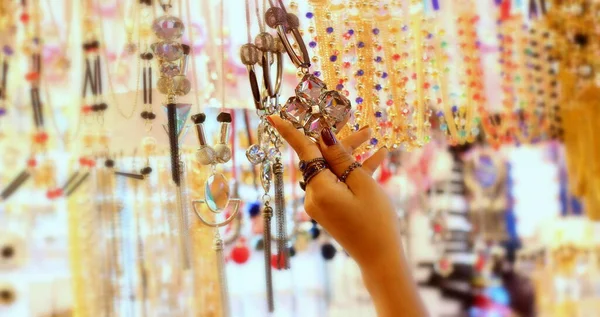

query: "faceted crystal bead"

left=157, top=76, right=173, bottom=94
left=295, top=74, right=326, bottom=105
left=246, top=144, right=266, bottom=165
left=267, top=148, right=281, bottom=161
left=205, top=173, right=230, bottom=212
left=152, top=15, right=185, bottom=40
left=281, top=96, right=310, bottom=128
left=320, top=90, right=351, bottom=125
left=261, top=163, right=272, bottom=192
left=172, top=76, right=191, bottom=96
left=303, top=114, right=329, bottom=139
left=196, top=146, right=216, bottom=165
left=160, top=62, right=181, bottom=77
left=151, top=41, right=183, bottom=62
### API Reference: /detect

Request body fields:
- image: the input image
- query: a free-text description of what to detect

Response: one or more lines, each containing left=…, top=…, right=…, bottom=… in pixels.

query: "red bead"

left=437, top=98, right=442, bottom=104
left=411, top=73, right=417, bottom=80
left=34, top=132, right=48, bottom=144
left=333, top=50, right=339, bottom=56
left=82, top=105, right=92, bottom=114
left=270, top=254, right=286, bottom=270
left=79, top=157, right=87, bottom=166
left=55, top=188, right=64, bottom=197
left=433, top=223, right=443, bottom=233
left=423, top=82, right=430, bottom=89
left=27, top=158, right=37, bottom=167
left=230, top=245, right=250, bottom=264
left=20, top=13, right=29, bottom=23
left=25, top=72, right=39, bottom=82
left=343, top=62, right=351, bottom=69
left=386, top=99, right=393, bottom=106
left=46, top=190, right=54, bottom=199
left=343, top=33, right=351, bottom=40
left=392, top=54, right=400, bottom=61
left=343, top=90, right=349, bottom=96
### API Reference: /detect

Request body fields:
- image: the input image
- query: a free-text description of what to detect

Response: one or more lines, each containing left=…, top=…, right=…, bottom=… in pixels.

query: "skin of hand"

left=267, top=115, right=428, bottom=317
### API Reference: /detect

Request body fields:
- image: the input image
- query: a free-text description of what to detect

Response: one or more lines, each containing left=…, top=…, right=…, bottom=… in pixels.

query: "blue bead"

left=356, top=97, right=364, bottom=104
left=326, top=27, right=334, bottom=33
left=375, top=84, right=382, bottom=91
left=370, top=138, right=378, bottom=145
left=313, top=71, right=321, bottom=77
left=306, top=12, right=314, bottom=19
left=357, top=69, right=364, bottom=76
left=309, top=41, right=317, bottom=48
left=354, top=124, right=360, bottom=131
left=437, top=111, right=444, bottom=117
left=452, top=105, right=458, bottom=112
left=402, top=25, right=408, bottom=31
left=375, top=111, right=382, bottom=118
left=329, top=55, right=337, bottom=62
left=0, top=108, right=5, bottom=116
left=374, top=56, right=382, bottom=63
left=381, top=72, right=388, bottom=78
left=372, top=28, right=380, bottom=35
left=348, top=29, right=354, bottom=35
left=357, top=41, right=365, bottom=48
left=336, top=84, right=344, bottom=90
left=427, top=33, right=433, bottom=39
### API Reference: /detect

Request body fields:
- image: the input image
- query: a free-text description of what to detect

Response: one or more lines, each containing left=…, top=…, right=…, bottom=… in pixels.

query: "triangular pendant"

left=162, top=103, right=192, bottom=141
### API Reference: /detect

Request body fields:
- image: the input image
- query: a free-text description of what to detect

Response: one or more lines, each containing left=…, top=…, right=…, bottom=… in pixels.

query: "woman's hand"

left=268, top=116, right=427, bottom=317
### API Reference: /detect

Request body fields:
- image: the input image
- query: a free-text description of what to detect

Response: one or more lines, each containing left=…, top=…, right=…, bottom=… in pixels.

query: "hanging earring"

left=191, top=111, right=240, bottom=317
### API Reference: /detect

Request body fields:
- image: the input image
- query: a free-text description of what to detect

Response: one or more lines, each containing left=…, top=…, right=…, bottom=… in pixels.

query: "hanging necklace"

left=151, top=0, right=193, bottom=271
left=241, top=0, right=287, bottom=311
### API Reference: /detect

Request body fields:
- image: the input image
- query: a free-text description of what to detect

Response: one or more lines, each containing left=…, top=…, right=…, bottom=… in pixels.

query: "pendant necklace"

left=191, top=111, right=240, bottom=317
left=241, top=0, right=286, bottom=311
left=151, top=0, right=193, bottom=270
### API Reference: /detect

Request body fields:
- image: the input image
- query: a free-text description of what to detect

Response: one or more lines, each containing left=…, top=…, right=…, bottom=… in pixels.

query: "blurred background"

left=0, top=0, right=599, bottom=316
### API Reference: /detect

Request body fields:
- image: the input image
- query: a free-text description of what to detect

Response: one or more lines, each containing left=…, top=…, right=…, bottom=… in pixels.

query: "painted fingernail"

left=321, top=127, right=337, bottom=146
left=358, top=125, right=370, bottom=131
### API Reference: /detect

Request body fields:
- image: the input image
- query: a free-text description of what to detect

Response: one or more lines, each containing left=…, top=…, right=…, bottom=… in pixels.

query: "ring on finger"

left=339, top=161, right=362, bottom=183
left=299, top=159, right=328, bottom=191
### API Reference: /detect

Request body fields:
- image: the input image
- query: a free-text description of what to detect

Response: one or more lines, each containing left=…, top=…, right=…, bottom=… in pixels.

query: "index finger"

left=267, top=115, right=321, bottom=161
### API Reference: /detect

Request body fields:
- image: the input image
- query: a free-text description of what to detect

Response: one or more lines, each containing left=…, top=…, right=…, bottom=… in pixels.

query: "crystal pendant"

left=320, top=90, right=351, bottom=127
left=160, top=62, right=181, bottom=77
left=205, top=173, right=230, bottom=212
left=281, top=96, right=310, bottom=128
left=151, top=41, right=183, bottom=62
left=295, top=74, right=326, bottom=105
left=152, top=15, right=185, bottom=40
left=162, top=103, right=191, bottom=137
left=261, top=163, right=272, bottom=192
left=172, top=76, right=191, bottom=96
left=303, top=114, right=329, bottom=139
left=157, top=77, right=173, bottom=94
left=246, top=144, right=266, bottom=165
left=267, top=147, right=281, bottom=161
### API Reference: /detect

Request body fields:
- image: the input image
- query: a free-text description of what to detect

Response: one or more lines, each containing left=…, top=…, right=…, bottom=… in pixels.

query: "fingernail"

left=266, top=116, right=275, bottom=126
left=358, top=125, right=370, bottom=131
left=321, top=127, right=337, bottom=146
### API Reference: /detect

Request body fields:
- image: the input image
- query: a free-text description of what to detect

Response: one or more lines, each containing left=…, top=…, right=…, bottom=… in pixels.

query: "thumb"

left=318, top=127, right=375, bottom=193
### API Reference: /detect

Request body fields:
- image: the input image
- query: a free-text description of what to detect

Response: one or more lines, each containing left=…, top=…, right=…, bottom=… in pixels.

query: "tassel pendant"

left=213, top=232, right=230, bottom=317
left=263, top=204, right=275, bottom=312
left=273, top=159, right=289, bottom=269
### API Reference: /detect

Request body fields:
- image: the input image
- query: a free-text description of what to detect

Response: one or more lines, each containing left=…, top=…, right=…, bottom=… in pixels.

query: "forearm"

left=360, top=249, right=428, bottom=317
